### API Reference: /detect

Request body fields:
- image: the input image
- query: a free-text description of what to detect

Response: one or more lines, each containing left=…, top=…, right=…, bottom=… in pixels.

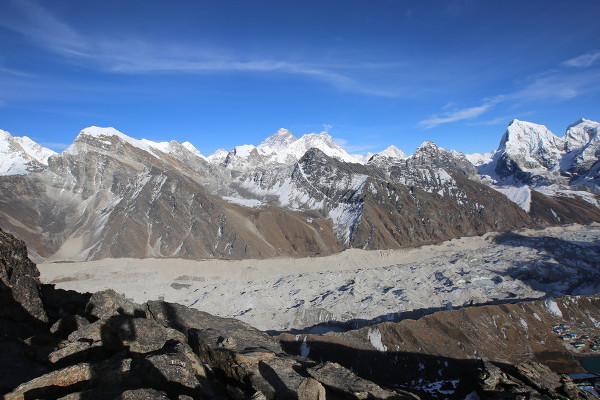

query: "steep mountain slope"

left=0, top=128, right=342, bottom=261
left=481, top=118, right=600, bottom=192
left=280, top=294, right=600, bottom=384
left=0, top=121, right=599, bottom=261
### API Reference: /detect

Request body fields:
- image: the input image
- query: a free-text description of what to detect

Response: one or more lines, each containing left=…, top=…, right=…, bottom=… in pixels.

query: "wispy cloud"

left=0, top=66, right=36, bottom=78
left=0, top=0, right=86, bottom=56
left=562, top=50, right=600, bottom=69
left=418, top=104, right=492, bottom=129
left=0, top=1, right=401, bottom=97
left=419, top=49, right=600, bottom=129
left=467, top=116, right=509, bottom=126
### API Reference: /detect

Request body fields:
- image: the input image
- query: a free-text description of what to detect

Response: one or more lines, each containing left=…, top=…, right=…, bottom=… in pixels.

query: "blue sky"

left=1, top=0, right=600, bottom=156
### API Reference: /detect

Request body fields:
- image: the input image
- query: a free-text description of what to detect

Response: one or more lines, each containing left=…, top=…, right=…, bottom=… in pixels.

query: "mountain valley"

left=2, top=119, right=600, bottom=398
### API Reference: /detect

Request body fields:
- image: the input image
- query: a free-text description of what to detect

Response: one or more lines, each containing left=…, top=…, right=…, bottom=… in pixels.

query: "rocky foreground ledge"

left=2, top=227, right=600, bottom=400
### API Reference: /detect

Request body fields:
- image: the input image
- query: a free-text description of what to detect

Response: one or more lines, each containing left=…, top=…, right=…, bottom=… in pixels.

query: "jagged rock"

left=0, top=227, right=48, bottom=324
left=48, top=340, right=98, bottom=366
left=0, top=335, right=49, bottom=394
left=41, top=285, right=90, bottom=321
left=4, top=355, right=133, bottom=400
left=52, top=315, right=187, bottom=364
left=0, top=228, right=50, bottom=393
left=514, top=362, right=563, bottom=394
left=67, top=319, right=105, bottom=343
left=137, top=340, right=217, bottom=399
left=146, top=300, right=313, bottom=400
left=296, top=378, right=326, bottom=400
left=459, top=360, right=600, bottom=400
left=251, top=356, right=309, bottom=400
left=57, top=388, right=172, bottom=400
left=308, top=362, right=419, bottom=400
left=85, top=289, right=146, bottom=320
left=103, top=315, right=187, bottom=353
left=118, top=388, right=171, bottom=400
left=146, top=300, right=282, bottom=354
left=50, top=314, right=90, bottom=338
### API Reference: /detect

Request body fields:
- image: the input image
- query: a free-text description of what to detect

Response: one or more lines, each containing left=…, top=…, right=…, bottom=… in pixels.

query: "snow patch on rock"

left=367, top=327, right=387, bottom=352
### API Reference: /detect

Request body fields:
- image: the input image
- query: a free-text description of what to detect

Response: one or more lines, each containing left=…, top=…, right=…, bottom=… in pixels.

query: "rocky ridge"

left=3, top=228, right=600, bottom=399
left=0, top=120, right=599, bottom=262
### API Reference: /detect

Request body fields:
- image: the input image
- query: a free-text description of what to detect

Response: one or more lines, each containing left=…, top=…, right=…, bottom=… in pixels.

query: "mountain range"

left=0, top=119, right=599, bottom=262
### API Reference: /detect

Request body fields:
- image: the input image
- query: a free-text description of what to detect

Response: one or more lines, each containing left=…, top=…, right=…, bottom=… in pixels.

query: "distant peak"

left=416, top=140, right=438, bottom=151
left=508, top=119, right=535, bottom=127
left=567, top=117, right=598, bottom=130
left=378, top=145, right=407, bottom=159
left=78, top=126, right=124, bottom=138
left=258, top=128, right=298, bottom=149
left=276, top=128, right=292, bottom=135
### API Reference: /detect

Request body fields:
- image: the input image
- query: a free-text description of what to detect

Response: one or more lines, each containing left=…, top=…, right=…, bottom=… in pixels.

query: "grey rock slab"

left=308, top=362, right=419, bottom=400
left=85, top=289, right=146, bottom=320
left=0, top=228, right=48, bottom=324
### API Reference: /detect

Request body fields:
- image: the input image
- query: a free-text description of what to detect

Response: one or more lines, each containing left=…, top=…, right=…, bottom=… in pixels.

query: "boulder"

left=56, top=388, right=170, bottom=400
left=456, top=360, right=600, bottom=400
left=41, top=284, right=90, bottom=322
left=4, top=355, right=133, bottom=400
left=308, top=362, right=419, bottom=400
left=102, top=315, right=187, bottom=353
left=117, top=388, right=171, bottom=400
left=0, top=335, right=49, bottom=394
left=0, top=227, right=48, bottom=324
left=146, top=300, right=312, bottom=399
left=297, top=378, right=326, bottom=400
left=85, top=289, right=146, bottom=320
left=47, top=340, right=99, bottom=366
left=50, top=314, right=90, bottom=339
left=136, top=340, right=218, bottom=399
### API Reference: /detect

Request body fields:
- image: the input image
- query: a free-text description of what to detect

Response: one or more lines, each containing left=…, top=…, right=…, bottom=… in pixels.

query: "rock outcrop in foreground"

left=2, top=227, right=599, bottom=399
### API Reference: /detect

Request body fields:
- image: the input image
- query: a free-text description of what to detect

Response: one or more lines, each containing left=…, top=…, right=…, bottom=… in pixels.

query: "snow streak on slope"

left=494, top=186, right=532, bottom=212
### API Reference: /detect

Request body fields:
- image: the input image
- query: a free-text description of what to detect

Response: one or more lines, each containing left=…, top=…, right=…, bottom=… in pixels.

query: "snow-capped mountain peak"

left=14, top=136, right=56, bottom=164
left=564, top=118, right=600, bottom=152
left=258, top=128, right=297, bottom=150
left=67, top=126, right=181, bottom=159
left=377, top=145, right=407, bottom=160
left=291, top=131, right=359, bottom=164
left=181, top=141, right=207, bottom=160
left=207, top=149, right=229, bottom=164
left=220, top=129, right=361, bottom=167
left=414, top=140, right=439, bottom=153
left=496, top=119, right=564, bottom=173
left=0, top=129, right=57, bottom=175
left=500, top=119, right=563, bottom=153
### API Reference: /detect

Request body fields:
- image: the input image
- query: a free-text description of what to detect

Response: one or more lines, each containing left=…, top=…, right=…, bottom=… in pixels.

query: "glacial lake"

left=582, top=356, right=600, bottom=374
